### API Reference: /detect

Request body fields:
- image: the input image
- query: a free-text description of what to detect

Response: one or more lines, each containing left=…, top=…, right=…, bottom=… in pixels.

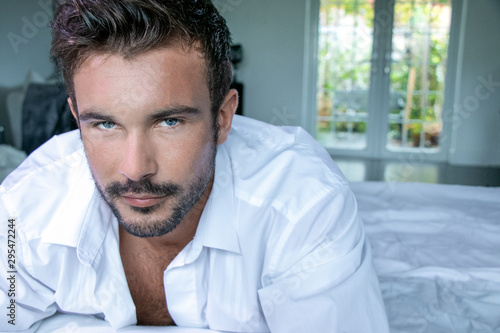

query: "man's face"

left=71, top=47, right=220, bottom=237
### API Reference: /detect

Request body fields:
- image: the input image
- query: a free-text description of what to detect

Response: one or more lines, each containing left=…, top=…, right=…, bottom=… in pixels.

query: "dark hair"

left=50, top=0, right=232, bottom=119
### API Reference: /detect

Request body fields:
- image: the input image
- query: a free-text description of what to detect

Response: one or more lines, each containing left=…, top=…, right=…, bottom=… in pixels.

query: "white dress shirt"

left=0, top=115, right=389, bottom=332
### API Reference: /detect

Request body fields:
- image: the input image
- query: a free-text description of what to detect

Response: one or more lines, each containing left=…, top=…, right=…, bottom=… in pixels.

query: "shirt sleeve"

left=0, top=193, right=57, bottom=332
left=257, top=184, right=389, bottom=333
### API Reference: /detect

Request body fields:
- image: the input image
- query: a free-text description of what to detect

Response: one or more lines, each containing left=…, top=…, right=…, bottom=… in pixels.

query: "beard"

left=92, top=143, right=216, bottom=238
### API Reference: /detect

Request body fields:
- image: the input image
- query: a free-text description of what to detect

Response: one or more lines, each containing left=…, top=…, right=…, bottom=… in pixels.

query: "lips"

left=122, top=195, right=166, bottom=208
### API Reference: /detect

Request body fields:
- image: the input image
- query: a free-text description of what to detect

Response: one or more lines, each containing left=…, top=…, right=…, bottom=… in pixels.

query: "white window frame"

left=301, top=0, right=464, bottom=163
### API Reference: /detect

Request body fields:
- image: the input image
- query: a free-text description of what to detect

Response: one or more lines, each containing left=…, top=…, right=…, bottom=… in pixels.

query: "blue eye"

left=159, top=118, right=179, bottom=127
left=97, top=121, right=115, bottom=129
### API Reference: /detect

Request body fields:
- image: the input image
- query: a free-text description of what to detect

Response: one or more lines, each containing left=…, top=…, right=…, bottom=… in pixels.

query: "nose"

left=119, top=133, right=158, bottom=182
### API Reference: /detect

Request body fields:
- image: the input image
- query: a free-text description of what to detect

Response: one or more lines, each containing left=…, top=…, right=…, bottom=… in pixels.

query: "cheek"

left=157, top=130, right=214, bottom=180
left=182, top=143, right=216, bottom=185
left=81, top=133, right=120, bottom=181
left=194, top=140, right=216, bottom=172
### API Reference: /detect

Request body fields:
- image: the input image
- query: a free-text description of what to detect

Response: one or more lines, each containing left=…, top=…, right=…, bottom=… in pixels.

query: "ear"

left=216, top=89, right=238, bottom=145
left=67, top=97, right=79, bottom=127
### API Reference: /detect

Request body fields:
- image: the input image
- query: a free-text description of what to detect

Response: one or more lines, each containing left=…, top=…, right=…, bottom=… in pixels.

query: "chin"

left=119, top=218, right=181, bottom=238
left=115, top=202, right=183, bottom=238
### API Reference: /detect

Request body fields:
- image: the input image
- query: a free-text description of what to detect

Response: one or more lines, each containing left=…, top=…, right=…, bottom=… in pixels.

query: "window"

left=388, top=0, right=451, bottom=150
left=317, top=1, right=374, bottom=150
left=315, top=0, right=454, bottom=159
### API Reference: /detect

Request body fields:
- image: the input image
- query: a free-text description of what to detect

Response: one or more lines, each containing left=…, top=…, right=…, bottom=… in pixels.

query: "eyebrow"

left=78, top=111, right=116, bottom=123
left=147, top=106, right=202, bottom=121
left=77, top=105, right=202, bottom=123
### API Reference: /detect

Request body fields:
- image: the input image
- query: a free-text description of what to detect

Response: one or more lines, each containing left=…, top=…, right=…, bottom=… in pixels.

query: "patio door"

left=313, top=0, right=459, bottom=162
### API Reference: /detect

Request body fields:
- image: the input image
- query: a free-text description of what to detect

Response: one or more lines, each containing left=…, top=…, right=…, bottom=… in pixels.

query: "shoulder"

left=0, top=130, right=94, bottom=243
left=223, top=115, right=348, bottom=222
left=219, top=117, right=360, bottom=276
left=1, top=130, right=85, bottom=191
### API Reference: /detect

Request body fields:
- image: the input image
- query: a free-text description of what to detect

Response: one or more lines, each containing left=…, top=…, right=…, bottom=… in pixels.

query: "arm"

left=0, top=196, right=57, bottom=332
left=258, top=185, right=389, bottom=332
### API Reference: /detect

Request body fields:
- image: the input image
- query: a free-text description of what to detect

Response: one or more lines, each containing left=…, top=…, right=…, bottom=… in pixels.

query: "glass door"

left=316, top=0, right=375, bottom=150
left=315, top=0, right=455, bottom=161
left=387, top=0, right=452, bottom=151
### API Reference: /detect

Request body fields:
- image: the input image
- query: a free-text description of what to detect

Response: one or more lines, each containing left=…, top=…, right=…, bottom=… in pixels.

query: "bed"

left=20, top=181, right=497, bottom=332
left=352, top=181, right=500, bottom=332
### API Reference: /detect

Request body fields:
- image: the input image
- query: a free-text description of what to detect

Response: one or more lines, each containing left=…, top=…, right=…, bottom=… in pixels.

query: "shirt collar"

left=185, top=143, right=241, bottom=263
left=76, top=189, right=114, bottom=266
left=40, top=149, right=112, bottom=266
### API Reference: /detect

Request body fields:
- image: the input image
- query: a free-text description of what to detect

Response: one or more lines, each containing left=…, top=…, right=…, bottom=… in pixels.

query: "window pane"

left=317, top=120, right=368, bottom=150
left=387, top=0, right=451, bottom=151
left=387, top=122, right=403, bottom=147
left=316, top=0, right=375, bottom=150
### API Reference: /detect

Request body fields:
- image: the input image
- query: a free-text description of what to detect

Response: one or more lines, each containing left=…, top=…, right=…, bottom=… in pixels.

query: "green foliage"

left=317, top=0, right=451, bottom=140
left=334, top=121, right=367, bottom=133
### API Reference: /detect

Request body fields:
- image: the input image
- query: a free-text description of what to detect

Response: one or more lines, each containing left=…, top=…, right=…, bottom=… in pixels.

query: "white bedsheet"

left=351, top=182, right=500, bottom=332
left=36, top=314, right=222, bottom=332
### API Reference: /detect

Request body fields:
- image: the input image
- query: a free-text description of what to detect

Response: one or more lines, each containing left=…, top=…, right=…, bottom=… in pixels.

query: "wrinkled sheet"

left=36, top=314, right=222, bottom=332
left=351, top=182, right=500, bottom=333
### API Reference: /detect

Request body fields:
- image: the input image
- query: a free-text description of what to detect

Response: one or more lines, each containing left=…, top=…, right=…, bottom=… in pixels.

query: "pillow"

left=21, top=82, right=77, bottom=155
left=5, top=71, right=46, bottom=150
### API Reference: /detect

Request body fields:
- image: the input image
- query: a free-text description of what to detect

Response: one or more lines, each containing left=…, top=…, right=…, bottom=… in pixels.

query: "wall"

left=0, top=0, right=54, bottom=87
left=0, top=0, right=54, bottom=146
left=215, top=0, right=307, bottom=127
left=448, top=0, right=500, bottom=166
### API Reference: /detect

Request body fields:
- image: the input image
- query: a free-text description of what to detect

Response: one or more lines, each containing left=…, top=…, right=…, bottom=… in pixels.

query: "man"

left=0, top=0, right=389, bottom=331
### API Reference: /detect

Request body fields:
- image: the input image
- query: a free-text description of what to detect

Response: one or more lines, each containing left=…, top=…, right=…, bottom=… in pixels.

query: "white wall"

left=219, top=0, right=500, bottom=167
left=448, top=0, right=500, bottom=166
left=0, top=0, right=54, bottom=87
left=0, top=0, right=55, bottom=146
left=215, top=1, right=307, bottom=127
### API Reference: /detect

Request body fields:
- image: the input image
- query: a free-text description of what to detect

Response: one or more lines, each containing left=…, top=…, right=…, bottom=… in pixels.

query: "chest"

left=120, top=244, right=180, bottom=326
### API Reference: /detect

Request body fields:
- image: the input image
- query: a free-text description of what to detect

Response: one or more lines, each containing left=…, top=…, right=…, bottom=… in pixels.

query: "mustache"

left=106, top=178, right=181, bottom=198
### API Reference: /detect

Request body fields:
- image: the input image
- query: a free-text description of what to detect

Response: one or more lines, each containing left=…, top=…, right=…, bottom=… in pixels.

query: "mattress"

left=351, top=181, right=500, bottom=332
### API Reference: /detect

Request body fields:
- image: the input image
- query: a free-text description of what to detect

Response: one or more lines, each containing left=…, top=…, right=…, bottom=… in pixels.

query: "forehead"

left=73, top=47, right=210, bottom=114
